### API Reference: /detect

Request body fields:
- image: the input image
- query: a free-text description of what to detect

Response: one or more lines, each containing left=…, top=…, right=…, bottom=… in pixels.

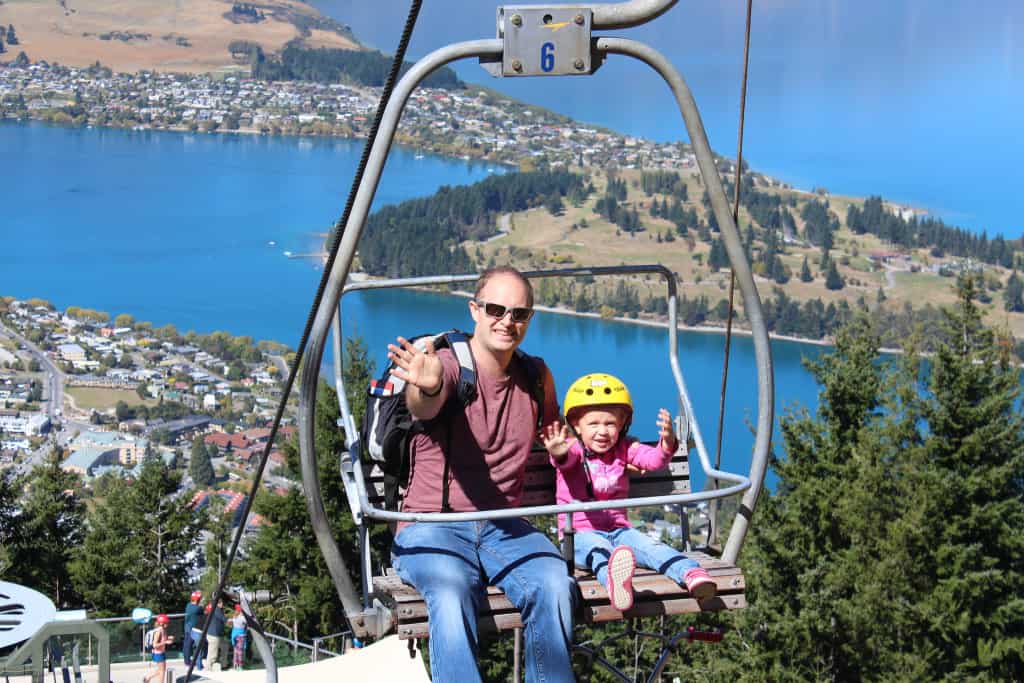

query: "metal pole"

left=513, top=628, right=522, bottom=683
left=297, top=39, right=503, bottom=632
left=591, top=0, right=678, bottom=29
left=594, top=37, right=774, bottom=565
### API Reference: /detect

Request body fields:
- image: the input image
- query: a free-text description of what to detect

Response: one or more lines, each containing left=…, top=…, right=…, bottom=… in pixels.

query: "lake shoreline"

left=347, top=272, right=840, bottom=352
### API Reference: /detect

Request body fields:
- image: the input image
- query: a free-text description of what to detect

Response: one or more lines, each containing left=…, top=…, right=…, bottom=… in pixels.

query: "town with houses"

left=0, top=58, right=705, bottom=173
left=0, top=296, right=297, bottom=536
left=0, top=295, right=705, bottom=545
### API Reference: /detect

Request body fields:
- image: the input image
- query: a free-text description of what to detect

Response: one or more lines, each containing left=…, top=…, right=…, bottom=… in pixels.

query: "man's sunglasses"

left=475, top=300, right=535, bottom=323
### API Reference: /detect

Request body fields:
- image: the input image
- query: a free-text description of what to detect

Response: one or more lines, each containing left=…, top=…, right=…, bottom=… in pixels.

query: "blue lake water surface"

left=319, top=0, right=1024, bottom=236
left=340, top=288, right=823, bottom=490
left=0, top=120, right=826, bottom=489
left=0, top=121, right=500, bottom=340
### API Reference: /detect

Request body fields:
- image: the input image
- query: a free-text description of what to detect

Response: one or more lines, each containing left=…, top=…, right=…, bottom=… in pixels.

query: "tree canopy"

left=672, top=275, right=1024, bottom=681
left=70, top=459, right=203, bottom=615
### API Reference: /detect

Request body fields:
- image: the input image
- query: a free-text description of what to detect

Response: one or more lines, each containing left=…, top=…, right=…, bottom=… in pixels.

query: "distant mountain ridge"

left=1, top=0, right=361, bottom=73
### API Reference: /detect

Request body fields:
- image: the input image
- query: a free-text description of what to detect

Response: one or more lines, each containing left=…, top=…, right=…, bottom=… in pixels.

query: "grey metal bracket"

left=488, top=6, right=593, bottom=77
left=1, top=620, right=109, bottom=683
left=348, top=600, right=395, bottom=641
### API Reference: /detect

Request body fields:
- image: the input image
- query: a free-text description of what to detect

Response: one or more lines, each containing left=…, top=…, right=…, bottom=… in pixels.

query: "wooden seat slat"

left=385, top=564, right=745, bottom=623
left=374, top=552, right=746, bottom=640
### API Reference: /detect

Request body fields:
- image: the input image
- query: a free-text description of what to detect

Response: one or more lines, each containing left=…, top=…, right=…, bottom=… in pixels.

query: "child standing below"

left=543, top=373, right=717, bottom=612
left=143, top=614, right=173, bottom=683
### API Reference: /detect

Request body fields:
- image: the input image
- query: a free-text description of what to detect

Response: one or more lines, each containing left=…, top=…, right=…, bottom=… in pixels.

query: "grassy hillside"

left=0, top=0, right=359, bottom=74
left=466, top=167, right=1024, bottom=342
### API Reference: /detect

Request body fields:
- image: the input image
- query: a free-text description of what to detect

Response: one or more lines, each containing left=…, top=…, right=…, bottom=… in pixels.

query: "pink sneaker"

left=606, top=546, right=636, bottom=611
left=684, top=567, right=717, bottom=600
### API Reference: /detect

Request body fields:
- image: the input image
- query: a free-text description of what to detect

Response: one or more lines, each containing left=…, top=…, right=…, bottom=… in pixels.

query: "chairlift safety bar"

left=331, top=265, right=751, bottom=527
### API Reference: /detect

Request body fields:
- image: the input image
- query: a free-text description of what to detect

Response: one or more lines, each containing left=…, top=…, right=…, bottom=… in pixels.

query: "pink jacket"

left=552, top=438, right=673, bottom=534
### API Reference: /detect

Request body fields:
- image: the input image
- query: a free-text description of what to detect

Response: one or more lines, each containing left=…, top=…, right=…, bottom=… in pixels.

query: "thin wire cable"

left=184, top=3, right=423, bottom=678
left=709, top=0, right=754, bottom=548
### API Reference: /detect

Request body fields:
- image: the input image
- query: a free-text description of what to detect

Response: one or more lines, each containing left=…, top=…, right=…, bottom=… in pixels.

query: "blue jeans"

left=574, top=527, right=698, bottom=587
left=393, top=518, right=577, bottom=683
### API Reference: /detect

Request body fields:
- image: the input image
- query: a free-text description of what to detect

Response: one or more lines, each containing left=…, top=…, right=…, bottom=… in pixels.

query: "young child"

left=143, top=614, right=173, bottom=683
left=542, top=373, right=717, bottom=611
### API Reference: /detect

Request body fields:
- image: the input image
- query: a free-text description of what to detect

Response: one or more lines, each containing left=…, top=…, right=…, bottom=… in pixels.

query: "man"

left=388, top=267, right=577, bottom=683
left=182, top=590, right=203, bottom=668
left=204, top=598, right=226, bottom=671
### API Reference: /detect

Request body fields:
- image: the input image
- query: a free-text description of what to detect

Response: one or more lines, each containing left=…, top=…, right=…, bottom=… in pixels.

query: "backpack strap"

left=436, top=330, right=476, bottom=513
left=442, top=330, right=478, bottom=404
left=514, top=348, right=547, bottom=432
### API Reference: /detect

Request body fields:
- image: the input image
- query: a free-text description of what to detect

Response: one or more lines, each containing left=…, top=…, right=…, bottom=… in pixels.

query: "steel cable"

left=710, top=0, right=755, bottom=549
left=184, top=3, right=423, bottom=679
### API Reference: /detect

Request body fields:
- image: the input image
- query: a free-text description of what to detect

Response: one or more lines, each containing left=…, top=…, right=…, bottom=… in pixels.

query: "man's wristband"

left=420, top=379, right=443, bottom=397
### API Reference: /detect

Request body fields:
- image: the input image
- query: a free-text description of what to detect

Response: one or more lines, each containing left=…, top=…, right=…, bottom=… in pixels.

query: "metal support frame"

left=333, top=265, right=751, bottom=531
left=1, top=621, right=109, bottom=683
left=298, top=1, right=772, bottom=637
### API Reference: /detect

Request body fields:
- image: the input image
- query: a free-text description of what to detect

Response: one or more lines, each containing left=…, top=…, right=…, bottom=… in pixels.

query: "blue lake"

left=319, top=0, right=1024, bottom=237
left=0, top=121, right=501, bottom=340
left=1, top=120, right=827, bottom=489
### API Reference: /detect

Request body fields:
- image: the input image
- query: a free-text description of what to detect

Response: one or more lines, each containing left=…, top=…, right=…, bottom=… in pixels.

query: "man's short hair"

left=474, top=266, right=534, bottom=308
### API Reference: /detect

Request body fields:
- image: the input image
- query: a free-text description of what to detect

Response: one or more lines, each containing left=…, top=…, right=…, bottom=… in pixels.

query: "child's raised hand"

left=656, top=408, right=679, bottom=453
left=542, top=422, right=572, bottom=460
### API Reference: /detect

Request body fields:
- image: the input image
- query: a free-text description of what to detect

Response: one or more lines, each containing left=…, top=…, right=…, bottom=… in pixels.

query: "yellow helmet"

left=563, top=373, right=633, bottom=426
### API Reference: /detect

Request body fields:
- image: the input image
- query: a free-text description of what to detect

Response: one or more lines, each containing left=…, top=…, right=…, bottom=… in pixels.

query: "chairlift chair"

left=295, top=0, right=773, bottom=673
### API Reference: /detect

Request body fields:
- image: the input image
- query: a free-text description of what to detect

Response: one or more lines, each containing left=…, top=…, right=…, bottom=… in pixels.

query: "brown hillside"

left=0, top=0, right=360, bottom=73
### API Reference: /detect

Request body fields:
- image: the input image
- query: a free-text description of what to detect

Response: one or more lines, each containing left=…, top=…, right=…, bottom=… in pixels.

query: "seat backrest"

left=362, top=443, right=690, bottom=510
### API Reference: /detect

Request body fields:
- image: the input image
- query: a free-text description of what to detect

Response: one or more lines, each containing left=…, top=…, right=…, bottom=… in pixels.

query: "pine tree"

left=234, top=335, right=384, bottom=640
left=544, top=192, right=564, bottom=216
left=688, top=317, right=897, bottom=679
left=70, top=458, right=203, bottom=615
left=825, top=260, right=844, bottom=290
left=341, top=333, right=374, bottom=445
left=800, top=255, right=813, bottom=282
left=15, top=448, right=86, bottom=607
left=0, top=473, right=22, bottom=577
left=199, top=495, right=233, bottom=594
left=888, top=274, right=1024, bottom=679
left=680, top=316, right=910, bottom=680
left=191, top=435, right=214, bottom=485
left=708, top=238, right=728, bottom=272
left=1003, top=271, right=1023, bottom=312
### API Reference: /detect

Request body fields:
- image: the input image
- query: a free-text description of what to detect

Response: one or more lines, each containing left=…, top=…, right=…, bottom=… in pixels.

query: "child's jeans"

left=574, top=526, right=699, bottom=587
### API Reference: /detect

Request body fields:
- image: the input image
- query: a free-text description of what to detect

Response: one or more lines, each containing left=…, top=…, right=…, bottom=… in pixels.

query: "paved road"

left=0, top=320, right=65, bottom=420
left=0, top=320, right=70, bottom=478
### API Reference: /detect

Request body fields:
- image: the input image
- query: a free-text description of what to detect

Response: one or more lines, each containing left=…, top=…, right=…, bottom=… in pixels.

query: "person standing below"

left=230, top=605, right=247, bottom=672
left=203, top=599, right=226, bottom=671
left=388, top=267, right=577, bottom=683
left=542, top=373, right=717, bottom=612
left=143, top=614, right=172, bottom=683
left=182, top=591, right=203, bottom=669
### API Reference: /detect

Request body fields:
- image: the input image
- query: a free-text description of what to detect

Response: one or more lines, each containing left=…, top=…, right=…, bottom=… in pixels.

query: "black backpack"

left=360, top=329, right=544, bottom=511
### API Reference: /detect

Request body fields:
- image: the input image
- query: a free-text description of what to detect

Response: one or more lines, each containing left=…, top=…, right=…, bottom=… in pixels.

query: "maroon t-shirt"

left=400, top=348, right=559, bottom=515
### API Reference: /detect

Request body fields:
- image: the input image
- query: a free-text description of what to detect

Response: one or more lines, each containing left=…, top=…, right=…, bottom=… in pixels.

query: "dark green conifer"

left=800, top=255, right=813, bottom=282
